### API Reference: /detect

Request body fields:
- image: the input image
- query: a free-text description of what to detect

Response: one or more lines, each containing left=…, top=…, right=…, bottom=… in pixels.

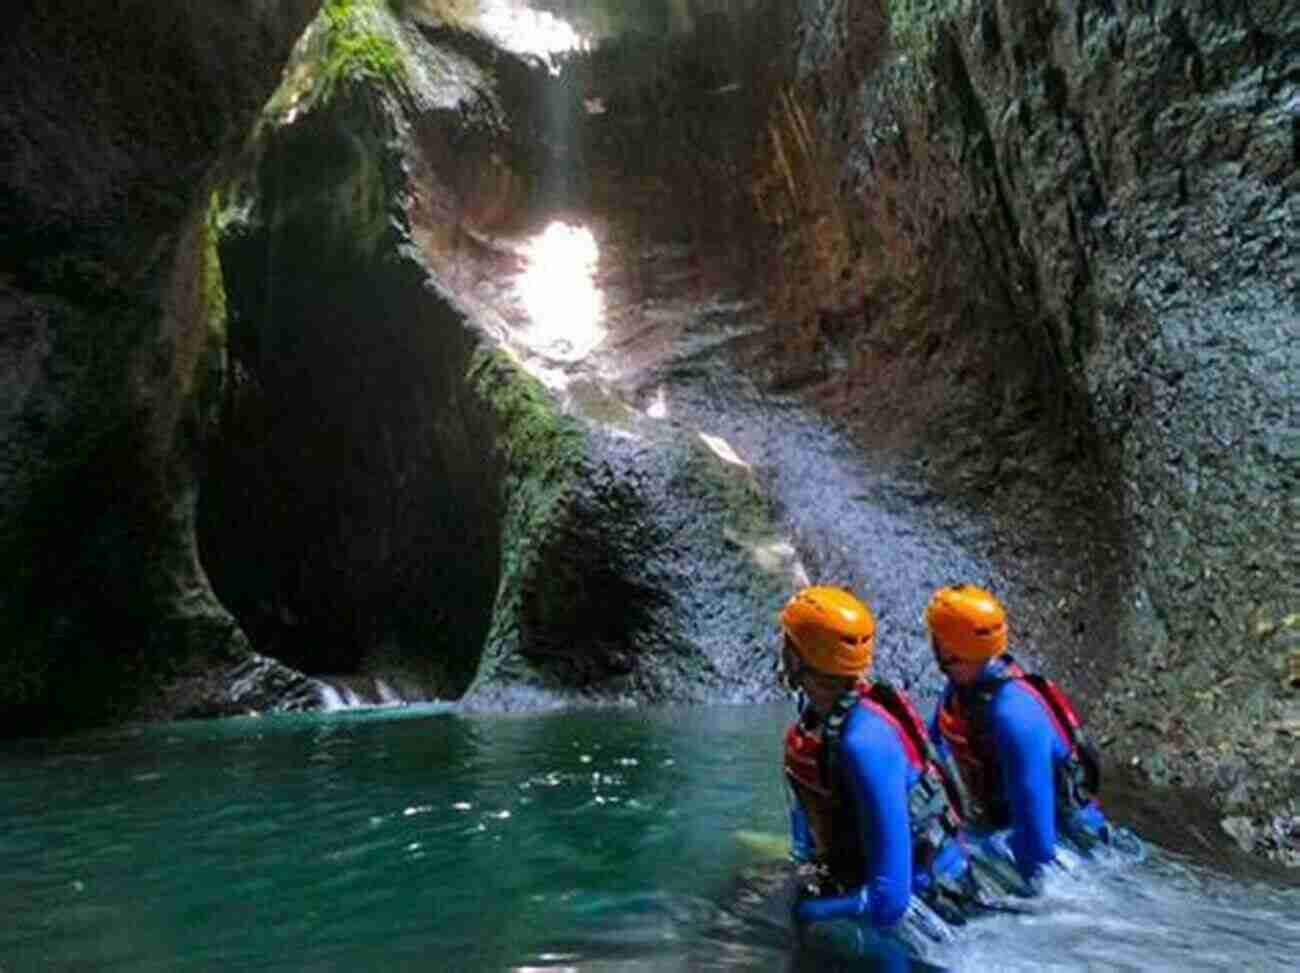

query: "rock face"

left=0, top=0, right=323, bottom=731
left=201, top=1, right=799, bottom=709
left=1, top=0, right=1293, bottom=857
left=203, top=10, right=506, bottom=696
left=767, top=0, right=1297, bottom=836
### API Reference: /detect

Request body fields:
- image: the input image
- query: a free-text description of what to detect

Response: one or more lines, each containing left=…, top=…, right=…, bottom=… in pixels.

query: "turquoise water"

left=3, top=703, right=1298, bottom=972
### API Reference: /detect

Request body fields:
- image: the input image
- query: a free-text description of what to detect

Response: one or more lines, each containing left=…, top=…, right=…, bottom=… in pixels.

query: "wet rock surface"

left=202, top=2, right=801, bottom=713
left=160, top=652, right=329, bottom=721
left=0, top=0, right=323, bottom=733
left=1, top=0, right=1293, bottom=875
left=767, top=0, right=1298, bottom=852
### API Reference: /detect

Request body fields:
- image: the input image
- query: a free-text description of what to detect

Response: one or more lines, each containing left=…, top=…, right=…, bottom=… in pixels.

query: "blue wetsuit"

left=931, top=668, right=1109, bottom=885
left=788, top=700, right=970, bottom=928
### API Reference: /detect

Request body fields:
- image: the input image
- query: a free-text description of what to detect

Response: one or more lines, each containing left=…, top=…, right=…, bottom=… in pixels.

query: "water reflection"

left=3, top=704, right=1298, bottom=972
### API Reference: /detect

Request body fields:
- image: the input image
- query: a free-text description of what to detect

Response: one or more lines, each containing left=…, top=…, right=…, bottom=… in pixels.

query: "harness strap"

left=948, top=656, right=1102, bottom=818
left=1020, top=672, right=1103, bottom=798
left=820, top=682, right=968, bottom=866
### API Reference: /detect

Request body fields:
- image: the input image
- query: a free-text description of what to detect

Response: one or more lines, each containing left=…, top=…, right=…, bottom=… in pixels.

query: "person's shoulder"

left=990, top=675, right=1053, bottom=728
left=841, top=698, right=908, bottom=759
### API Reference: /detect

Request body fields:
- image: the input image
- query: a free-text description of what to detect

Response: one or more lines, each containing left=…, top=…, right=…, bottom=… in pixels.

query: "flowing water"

left=4, top=702, right=1298, bottom=972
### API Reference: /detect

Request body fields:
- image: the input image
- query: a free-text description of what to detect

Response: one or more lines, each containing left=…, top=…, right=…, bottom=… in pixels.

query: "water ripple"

left=2, top=705, right=1296, bottom=972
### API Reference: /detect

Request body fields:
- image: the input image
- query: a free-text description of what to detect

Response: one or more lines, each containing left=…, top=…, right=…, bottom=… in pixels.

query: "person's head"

left=779, top=586, right=876, bottom=698
left=925, top=585, right=1007, bottom=686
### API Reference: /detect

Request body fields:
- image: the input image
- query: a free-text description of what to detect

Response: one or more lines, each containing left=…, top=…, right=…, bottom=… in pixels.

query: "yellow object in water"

left=732, top=829, right=791, bottom=861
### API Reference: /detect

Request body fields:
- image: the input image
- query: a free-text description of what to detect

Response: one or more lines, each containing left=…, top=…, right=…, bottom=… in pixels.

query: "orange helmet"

left=779, top=586, right=875, bottom=677
left=925, top=585, right=1008, bottom=661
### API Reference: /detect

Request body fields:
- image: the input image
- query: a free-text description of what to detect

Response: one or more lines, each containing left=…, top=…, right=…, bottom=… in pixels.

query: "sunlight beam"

left=516, top=221, right=605, bottom=361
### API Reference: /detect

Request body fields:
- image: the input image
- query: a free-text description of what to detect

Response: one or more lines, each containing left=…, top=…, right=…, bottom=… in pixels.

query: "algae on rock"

left=775, top=0, right=1299, bottom=847
left=0, top=0, right=324, bottom=733
left=203, top=0, right=798, bottom=709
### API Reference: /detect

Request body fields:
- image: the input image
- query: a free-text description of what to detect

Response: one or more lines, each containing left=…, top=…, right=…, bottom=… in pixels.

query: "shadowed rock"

left=0, top=0, right=323, bottom=734
left=203, top=1, right=798, bottom=710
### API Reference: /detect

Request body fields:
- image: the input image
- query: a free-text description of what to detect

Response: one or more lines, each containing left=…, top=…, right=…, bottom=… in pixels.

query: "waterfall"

left=316, top=676, right=413, bottom=712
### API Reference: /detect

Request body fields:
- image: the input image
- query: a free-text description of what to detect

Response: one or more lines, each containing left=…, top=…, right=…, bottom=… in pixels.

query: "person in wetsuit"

left=779, top=585, right=982, bottom=947
left=925, top=585, right=1117, bottom=891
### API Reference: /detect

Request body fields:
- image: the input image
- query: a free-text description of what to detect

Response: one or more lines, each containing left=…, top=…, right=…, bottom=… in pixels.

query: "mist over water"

left=3, top=703, right=1297, bottom=972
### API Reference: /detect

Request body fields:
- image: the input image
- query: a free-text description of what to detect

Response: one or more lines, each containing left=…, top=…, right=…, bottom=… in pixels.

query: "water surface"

left=3, top=703, right=1297, bottom=972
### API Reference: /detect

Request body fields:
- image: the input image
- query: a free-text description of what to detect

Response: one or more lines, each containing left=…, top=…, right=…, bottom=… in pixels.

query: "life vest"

left=783, top=680, right=971, bottom=891
left=936, top=654, right=1102, bottom=829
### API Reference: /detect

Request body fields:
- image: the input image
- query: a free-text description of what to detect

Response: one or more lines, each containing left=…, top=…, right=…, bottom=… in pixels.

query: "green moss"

left=250, top=0, right=412, bottom=262
left=565, top=377, right=640, bottom=430
left=888, top=0, right=966, bottom=65
left=467, top=346, right=589, bottom=677
left=322, top=0, right=405, bottom=88
left=469, top=346, right=586, bottom=478
left=268, top=0, right=409, bottom=117
left=197, top=193, right=228, bottom=426
left=203, top=195, right=227, bottom=339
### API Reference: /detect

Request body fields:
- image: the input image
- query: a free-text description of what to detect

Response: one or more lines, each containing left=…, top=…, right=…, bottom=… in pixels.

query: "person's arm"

left=993, top=681, right=1069, bottom=882
left=788, top=786, right=816, bottom=863
left=795, top=710, right=912, bottom=928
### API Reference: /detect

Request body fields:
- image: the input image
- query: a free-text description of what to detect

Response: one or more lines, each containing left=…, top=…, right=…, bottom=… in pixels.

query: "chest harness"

left=936, top=655, right=1102, bottom=829
left=784, top=680, right=972, bottom=894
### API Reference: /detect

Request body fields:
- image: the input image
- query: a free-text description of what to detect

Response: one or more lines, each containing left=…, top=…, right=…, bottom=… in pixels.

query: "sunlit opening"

left=516, top=221, right=605, bottom=360
left=698, top=433, right=750, bottom=469
left=477, top=1, right=591, bottom=68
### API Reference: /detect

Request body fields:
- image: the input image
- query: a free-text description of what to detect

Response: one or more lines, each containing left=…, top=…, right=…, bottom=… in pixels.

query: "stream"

left=4, top=703, right=1297, bottom=972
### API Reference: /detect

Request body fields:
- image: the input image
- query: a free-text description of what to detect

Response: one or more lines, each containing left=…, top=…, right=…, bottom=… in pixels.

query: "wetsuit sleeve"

left=794, top=709, right=912, bottom=928
left=991, top=681, right=1069, bottom=882
left=788, top=786, right=816, bottom=863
